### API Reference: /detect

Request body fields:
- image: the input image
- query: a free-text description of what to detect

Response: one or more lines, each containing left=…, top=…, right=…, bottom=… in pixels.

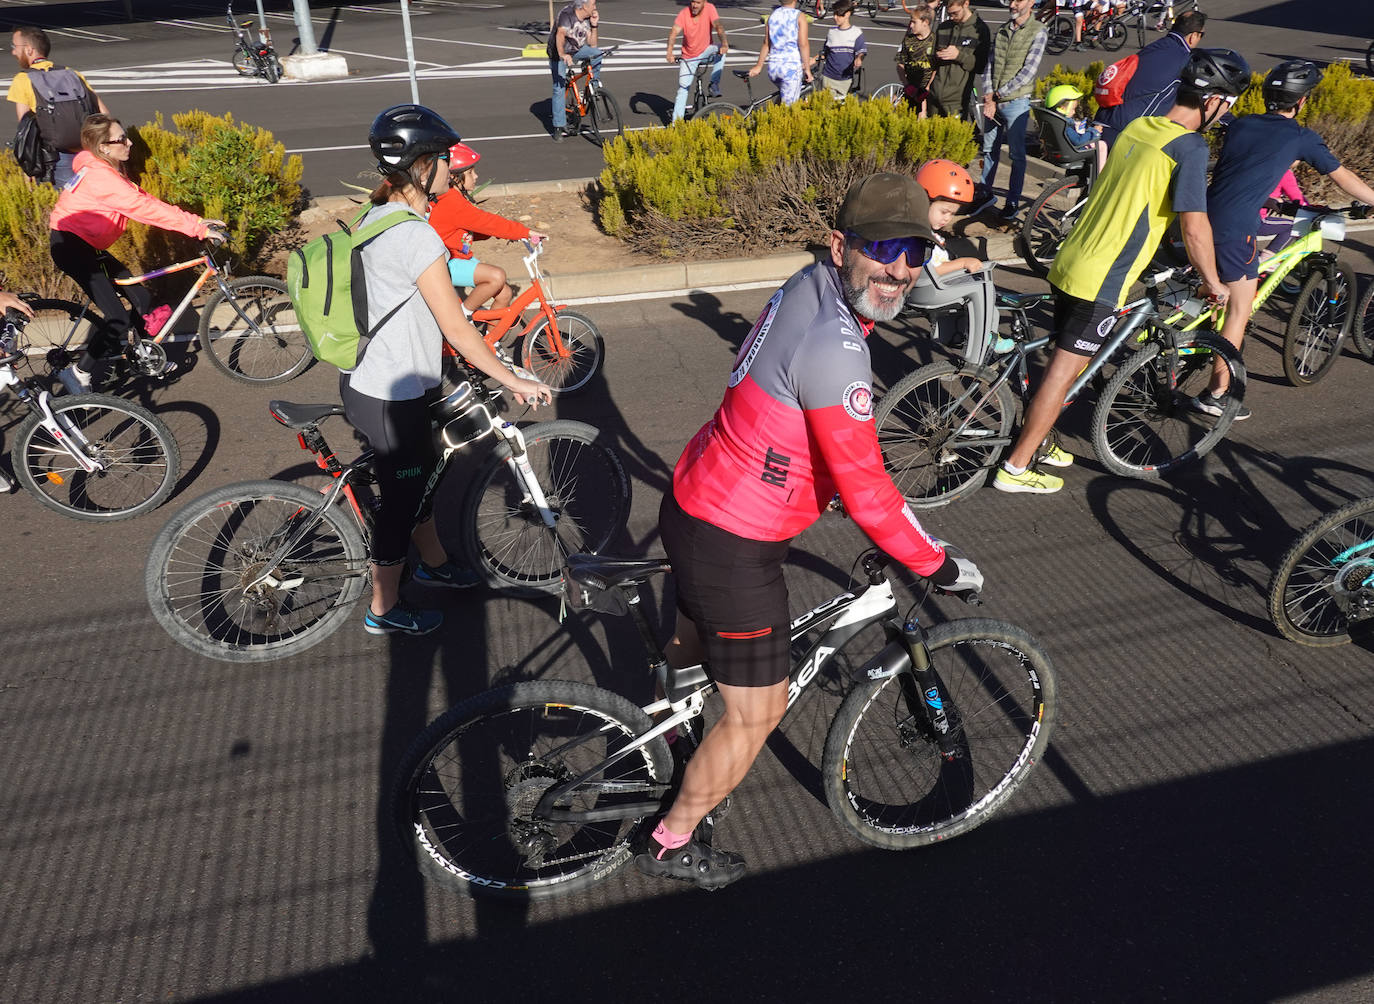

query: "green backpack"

left=287, top=205, right=424, bottom=370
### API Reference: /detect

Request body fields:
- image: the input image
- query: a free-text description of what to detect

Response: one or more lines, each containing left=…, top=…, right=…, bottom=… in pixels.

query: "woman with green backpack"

left=346, top=104, right=551, bottom=637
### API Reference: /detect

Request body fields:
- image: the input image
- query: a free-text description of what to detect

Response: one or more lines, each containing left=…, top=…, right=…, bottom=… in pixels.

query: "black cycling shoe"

left=634, top=831, right=747, bottom=891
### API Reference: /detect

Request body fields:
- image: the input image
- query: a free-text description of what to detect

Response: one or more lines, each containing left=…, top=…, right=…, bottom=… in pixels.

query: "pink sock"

left=651, top=821, right=693, bottom=858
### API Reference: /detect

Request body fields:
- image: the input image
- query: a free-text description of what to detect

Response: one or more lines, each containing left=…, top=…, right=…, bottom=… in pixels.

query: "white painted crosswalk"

left=55, top=59, right=287, bottom=94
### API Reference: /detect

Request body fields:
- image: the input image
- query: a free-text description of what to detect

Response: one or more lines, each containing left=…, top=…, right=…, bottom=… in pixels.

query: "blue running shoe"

left=413, top=559, right=482, bottom=589
left=363, top=603, right=443, bottom=636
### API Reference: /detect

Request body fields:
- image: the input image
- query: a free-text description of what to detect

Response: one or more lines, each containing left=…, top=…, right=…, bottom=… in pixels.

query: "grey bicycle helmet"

left=1176, top=48, right=1252, bottom=102
left=1262, top=59, right=1322, bottom=111
left=369, top=104, right=461, bottom=173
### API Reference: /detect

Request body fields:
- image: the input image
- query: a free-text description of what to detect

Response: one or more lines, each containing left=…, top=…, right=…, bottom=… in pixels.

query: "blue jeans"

left=672, top=45, right=722, bottom=122
left=52, top=151, right=77, bottom=189
left=979, top=96, right=1031, bottom=211
left=550, top=45, right=603, bottom=130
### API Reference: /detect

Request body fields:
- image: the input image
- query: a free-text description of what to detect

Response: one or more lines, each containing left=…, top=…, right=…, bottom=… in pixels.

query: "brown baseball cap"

left=835, top=172, right=937, bottom=242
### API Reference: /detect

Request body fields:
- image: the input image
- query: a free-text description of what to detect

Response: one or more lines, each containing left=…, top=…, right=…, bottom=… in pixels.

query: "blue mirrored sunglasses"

left=846, top=232, right=932, bottom=266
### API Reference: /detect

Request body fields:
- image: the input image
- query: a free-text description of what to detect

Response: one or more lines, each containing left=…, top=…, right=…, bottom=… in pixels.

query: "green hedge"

left=597, top=94, right=977, bottom=258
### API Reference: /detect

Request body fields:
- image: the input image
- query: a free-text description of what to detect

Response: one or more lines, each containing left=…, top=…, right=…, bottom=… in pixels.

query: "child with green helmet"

left=1046, top=84, right=1107, bottom=172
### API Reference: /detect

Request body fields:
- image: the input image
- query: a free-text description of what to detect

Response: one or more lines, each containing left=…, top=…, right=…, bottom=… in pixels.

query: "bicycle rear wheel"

left=1353, top=277, right=1374, bottom=360
left=521, top=310, right=604, bottom=394
left=1018, top=176, right=1087, bottom=278
left=1268, top=497, right=1374, bottom=646
left=144, top=480, right=369, bottom=662
left=1090, top=332, right=1246, bottom=479
left=822, top=619, right=1056, bottom=850
left=1100, top=17, right=1128, bottom=50
left=875, top=361, right=1017, bottom=508
left=1282, top=261, right=1355, bottom=386
left=12, top=392, right=180, bottom=521
left=263, top=51, right=282, bottom=83
left=394, top=680, right=673, bottom=900
left=868, top=81, right=904, bottom=107
left=461, top=421, right=631, bottom=593
left=587, top=88, right=624, bottom=146
left=1045, top=14, right=1075, bottom=54
left=23, top=298, right=89, bottom=372
left=198, top=275, right=310, bottom=384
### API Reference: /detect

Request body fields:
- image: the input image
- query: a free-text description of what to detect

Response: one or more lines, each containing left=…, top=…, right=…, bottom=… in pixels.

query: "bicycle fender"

left=855, top=638, right=912, bottom=682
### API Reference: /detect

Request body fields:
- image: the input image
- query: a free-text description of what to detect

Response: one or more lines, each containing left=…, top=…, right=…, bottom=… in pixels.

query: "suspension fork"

left=897, top=620, right=962, bottom=761
left=33, top=390, right=103, bottom=473
left=496, top=423, right=558, bottom=529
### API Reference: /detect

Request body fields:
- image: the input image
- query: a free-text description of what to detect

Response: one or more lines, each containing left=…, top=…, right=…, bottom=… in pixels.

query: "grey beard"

left=839, top=258, right=906, bottom=322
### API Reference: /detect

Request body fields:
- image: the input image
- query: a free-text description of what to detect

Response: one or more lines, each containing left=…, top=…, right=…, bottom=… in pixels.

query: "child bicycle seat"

left=905, top=260, right=1001, bottom=363
left=1031, top=106, right=1099, bottom=187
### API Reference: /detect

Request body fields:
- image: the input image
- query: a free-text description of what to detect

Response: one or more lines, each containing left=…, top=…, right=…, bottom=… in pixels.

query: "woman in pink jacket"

left=48, top=113, right=226, bottom=393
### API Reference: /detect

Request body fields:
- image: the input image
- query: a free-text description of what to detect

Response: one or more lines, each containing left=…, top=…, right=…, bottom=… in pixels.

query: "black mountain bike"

left=393, top=544, right=1057, bottom=899
left=228, top=4, right=282, bottom=83
left=1268, top=497, right=1374, bottom=647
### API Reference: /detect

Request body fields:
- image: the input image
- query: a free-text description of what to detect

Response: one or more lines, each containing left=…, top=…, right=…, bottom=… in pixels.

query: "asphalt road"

left=3, top=0, right=1373, bottom=195
left=3, top=237, right=1374, bottom=1000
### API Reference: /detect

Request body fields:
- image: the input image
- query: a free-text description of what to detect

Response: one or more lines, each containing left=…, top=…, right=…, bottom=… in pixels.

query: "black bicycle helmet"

left=1176, top=48, right=1252, bottom=102
left=1262, top=59, right=1323, bottom=111
left=369, top=104, right=461, bottom=173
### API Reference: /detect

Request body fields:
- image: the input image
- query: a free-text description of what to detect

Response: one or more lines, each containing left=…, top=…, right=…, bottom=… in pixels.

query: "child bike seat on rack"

left=906, top=261, right=1000, bottom=363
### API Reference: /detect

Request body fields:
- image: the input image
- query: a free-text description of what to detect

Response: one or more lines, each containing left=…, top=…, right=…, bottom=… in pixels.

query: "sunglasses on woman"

left=105, top=135, right=131, bottom=146
left=845, top=232, right=933, bottom=266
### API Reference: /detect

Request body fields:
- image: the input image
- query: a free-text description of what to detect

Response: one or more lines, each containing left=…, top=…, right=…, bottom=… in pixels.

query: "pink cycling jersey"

left=672, top=262, right=947, bottom=578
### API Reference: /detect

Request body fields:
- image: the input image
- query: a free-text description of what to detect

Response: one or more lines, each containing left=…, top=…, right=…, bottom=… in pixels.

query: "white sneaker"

left=57, top=365, right=91, bottom=395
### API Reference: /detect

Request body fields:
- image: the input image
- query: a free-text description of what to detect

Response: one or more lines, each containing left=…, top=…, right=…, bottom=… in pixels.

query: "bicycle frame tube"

left=472, top=280, right=556, bottom=347
left=1060, top=298, right=1156, bottom=404
left=114, top=255, right=215, bottom=344
left=1167, top=230, right=1326, bottom=335
left=240, top=463, right=368, bottom=591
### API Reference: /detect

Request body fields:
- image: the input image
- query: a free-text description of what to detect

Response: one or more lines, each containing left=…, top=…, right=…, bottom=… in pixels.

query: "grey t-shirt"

left=344, top=202, right=448, bottom=402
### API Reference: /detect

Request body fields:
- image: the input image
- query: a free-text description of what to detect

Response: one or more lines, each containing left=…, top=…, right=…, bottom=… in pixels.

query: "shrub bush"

left=0, top=158, right=79, bottom=299
left=597, top=95, right=977, bottom=257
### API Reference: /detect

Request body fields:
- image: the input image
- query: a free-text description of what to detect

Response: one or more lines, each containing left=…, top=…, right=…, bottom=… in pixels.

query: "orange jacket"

left=49, top=151, right=209, bottom=251
left=428, top=188, right=531, bottom=261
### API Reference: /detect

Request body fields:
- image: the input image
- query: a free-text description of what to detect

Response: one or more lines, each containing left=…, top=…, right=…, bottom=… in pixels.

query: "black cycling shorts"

left=1053, top=288, right=1120, bottom=357
left=658, top=492, right=792, bottom=689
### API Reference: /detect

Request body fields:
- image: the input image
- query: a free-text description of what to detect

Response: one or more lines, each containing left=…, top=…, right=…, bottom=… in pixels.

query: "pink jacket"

left=1260, top=169, right=1306, bottom=221
left=49, top=151, right=208, bottom=251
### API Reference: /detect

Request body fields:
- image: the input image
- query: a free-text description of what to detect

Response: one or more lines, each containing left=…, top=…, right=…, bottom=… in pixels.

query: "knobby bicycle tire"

left=460, top=421, right=631, bottom=593
left=394, top=680, right=674, bottom=900
left=821, top=618, right=1057, bottom=850
left=1282, top=260, right=1355, bottom=387
left=232, top=48, right=254, bottom=76
left=145, top=479, right=369, bottom=662
left=520, top=310, right=605, bottom=394
left=1267, top=496, right=1374, bottom=647
left=1353, top=277, right=1374, bottom=360
left=198, top=275, right=311, bottom=385
left=263, top=51, right=282, bottom=83
left=1045, top=14, right=1075, bottom=55
left=1089, top=332, right=1245, bottom=479
left=1018, top=176, right=1087, bottom=278
left=1100, top=17, right=1128, bottom=50
left=587, top=89, right=624, bottom=146
left=13, top=393, right=180, bottom=521
left=875, top=361, right=1017, bottom=508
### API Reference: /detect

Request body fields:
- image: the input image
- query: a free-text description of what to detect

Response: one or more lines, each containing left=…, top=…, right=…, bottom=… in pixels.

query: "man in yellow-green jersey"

left=993, top=48, right=1250, bottom=496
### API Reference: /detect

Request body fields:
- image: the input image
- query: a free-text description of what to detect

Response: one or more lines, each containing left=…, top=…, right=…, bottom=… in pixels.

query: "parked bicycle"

left=1, top=304, right=180, bottom=520
left=227, top=3, right=282, bottom=84
left=27, top=244, right=306, bottom=387
left=144, top=356, right=631, bottom=662
left=876, top=266, right=1246, bottom=507
left=698, top=66, right=821, bottom=118
left=469, top=239, right=604, bottom=394
left=392, top=544, right=1057, bottom=899
left=1268, top=497, right=1374, bottom=647
left=1043, top=1, right=1127, bottom=55
left=564, top=44, right=623, bottom=146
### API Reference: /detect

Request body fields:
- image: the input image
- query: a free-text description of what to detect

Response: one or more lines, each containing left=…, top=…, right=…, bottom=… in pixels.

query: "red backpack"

left=1094, top=53, right=1139, bottom=108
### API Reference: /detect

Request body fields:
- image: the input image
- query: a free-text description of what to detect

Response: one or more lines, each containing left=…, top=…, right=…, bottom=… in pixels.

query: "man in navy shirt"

left=1096, top=10, right=1205, bottom=143
left=1195, top=60, right=1374, bottom=419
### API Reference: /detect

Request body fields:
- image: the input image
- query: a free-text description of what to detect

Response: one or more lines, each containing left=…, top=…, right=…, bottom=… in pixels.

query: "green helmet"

left=1045, top=84, right=1083, bottom=111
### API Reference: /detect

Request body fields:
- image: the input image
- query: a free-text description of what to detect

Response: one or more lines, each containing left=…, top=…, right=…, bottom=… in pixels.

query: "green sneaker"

left=1038, top=442, right=1074, bottom=468
left=993, top=466, right=1064, bottom=495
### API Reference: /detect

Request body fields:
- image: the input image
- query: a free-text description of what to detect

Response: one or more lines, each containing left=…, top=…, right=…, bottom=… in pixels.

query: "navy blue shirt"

left=1096, top=33, right=1191, bottom=140
left=1207, top=113, right=1340, bottom=241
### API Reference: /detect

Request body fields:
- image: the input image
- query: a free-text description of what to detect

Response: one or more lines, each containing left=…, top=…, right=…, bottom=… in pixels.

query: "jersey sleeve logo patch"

left=843, top=381, right=874, bottom=422
left=730, top=290, right=783, bottom=388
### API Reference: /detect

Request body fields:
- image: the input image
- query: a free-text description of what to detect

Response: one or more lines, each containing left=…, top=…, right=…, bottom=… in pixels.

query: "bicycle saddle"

left=996, top=290, right=1053, bottom=309
left=565, top=553, right=671, bottom=590
left=268, top=400, right=346, bottom=430
left=732, top=69, right=751, bottom=80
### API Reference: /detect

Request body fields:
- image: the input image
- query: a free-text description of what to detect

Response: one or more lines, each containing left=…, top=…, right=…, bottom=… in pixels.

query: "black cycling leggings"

left=49, top=229, right=152, bottom=371
left=339, top=374, right=439, bottom=566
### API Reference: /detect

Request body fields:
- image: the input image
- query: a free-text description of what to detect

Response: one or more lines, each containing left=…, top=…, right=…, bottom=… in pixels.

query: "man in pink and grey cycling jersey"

left=636, top=173, right=984, bottom=890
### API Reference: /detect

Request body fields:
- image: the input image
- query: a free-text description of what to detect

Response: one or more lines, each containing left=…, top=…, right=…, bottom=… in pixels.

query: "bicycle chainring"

left=45, top=347, right=73, bottom=371
left=129, top=339, right=168, bottom=377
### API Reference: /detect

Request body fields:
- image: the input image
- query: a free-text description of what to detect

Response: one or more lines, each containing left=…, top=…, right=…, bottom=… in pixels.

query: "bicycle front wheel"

left=394, top=680, right=674, bottom=900
left=587, top=88, right=624, bottom=146
left=875, top=361, right=1017, bottom=508
left=461, top=421, right=631, bottom=593
left=1353, top=276, right=1374, bottom=360
left=1282, top=261, right=1355, bottom=386
left=198, top=275, right=310, bottom=384
left=263, top=51, right=282, bottom=83
left=145, top=480, right=369, bottom=662
left=232, top=48, right=254, bottom=76
left=822, top=619, right=1056, bottom=850
left=521, top=310, right=605, bottom=394
left=13, top=393, right=180, bottom=521
left=1090, top=332, right=1246, bottom=479
left=1269, top=497, right=1374, bottom=646
left=1018, top=176, right=1087, bottom=278
left=868, top=81, right=904, bottom=107
left=1045, top=14, right=1075, bottom=54
left=1100, top=17, right=1128, bottom=50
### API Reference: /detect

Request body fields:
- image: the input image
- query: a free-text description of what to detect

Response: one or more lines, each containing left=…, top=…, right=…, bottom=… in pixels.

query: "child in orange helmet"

left=427, top=142, right=548, bottom=314
left=917, top=159, right=985, bottom=275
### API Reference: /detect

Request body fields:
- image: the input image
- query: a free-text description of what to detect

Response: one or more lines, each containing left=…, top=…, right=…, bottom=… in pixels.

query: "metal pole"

left=399, top=0, right=420, bottom=103
left=255, top=0, right=268, bottom=34
left=291, top=0, right=319, bottom=55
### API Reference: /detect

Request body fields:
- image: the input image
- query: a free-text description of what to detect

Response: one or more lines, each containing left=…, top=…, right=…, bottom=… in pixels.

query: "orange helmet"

left=448, top=142, right=480, bottom=171
left=917, top=159, right=974, bottom=204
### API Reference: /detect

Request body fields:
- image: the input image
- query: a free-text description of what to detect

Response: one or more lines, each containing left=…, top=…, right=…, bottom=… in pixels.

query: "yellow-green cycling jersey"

left=1049, top=115, right=1210, bottom=307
